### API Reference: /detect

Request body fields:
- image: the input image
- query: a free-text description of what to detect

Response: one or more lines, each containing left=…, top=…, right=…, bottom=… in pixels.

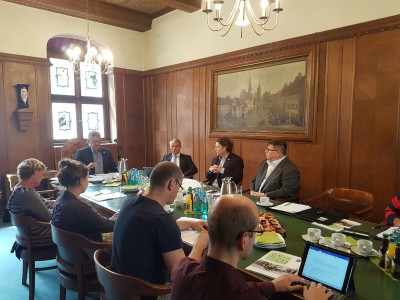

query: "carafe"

left=118, top=158, right=128, bottom=175
left=220, top=177, right=237, bottom=195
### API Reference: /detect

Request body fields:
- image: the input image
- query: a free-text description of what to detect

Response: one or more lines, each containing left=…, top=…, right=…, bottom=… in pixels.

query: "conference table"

left=82, top=183, right=399, bottom=300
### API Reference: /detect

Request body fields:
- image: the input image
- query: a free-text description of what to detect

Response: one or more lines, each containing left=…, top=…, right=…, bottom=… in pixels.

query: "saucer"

left=302, top=234, right=321, bottom=243
left=350, top=246, right=379, bottom=257
left=256, top=202, right=274, bottom=207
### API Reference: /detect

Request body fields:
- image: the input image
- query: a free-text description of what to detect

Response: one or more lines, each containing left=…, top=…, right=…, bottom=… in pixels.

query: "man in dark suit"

left=160, top=138, right=198, bottom=178
left=250, top=140, right=300, bottom=200
left=206, top=137, right=244, bottom=187
left=75, top=131, right=117, bottom=175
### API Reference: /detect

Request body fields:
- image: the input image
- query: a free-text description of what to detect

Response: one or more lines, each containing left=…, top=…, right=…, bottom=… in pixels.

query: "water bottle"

left=193, top=188, right=202, bottom=215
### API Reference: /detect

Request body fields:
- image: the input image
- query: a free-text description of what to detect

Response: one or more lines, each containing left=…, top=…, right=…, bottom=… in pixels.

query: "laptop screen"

left=298, top=243, right=357, bottom=294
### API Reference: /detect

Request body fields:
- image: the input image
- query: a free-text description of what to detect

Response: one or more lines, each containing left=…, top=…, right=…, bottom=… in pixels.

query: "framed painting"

left=210, top=47, right=317, bottom=142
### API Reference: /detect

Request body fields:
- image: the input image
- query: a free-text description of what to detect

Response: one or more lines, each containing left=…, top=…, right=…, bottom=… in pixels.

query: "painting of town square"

left=214, top=60, right=307, bottom=136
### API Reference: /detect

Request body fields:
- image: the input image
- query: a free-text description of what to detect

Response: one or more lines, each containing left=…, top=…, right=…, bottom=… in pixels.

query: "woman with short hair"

left=6, top=158, right=54, bottom=257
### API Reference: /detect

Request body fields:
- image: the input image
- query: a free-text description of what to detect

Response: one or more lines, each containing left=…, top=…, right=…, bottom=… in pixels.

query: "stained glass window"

left=80, top=63, right=103, bottom=97
left=48, top=38, right=110, bottom=142
left=82, top=104, right=105, bottom=138
left=49, top=58, right=75, bottom=96
left=52, top=103, right=77, bottom=140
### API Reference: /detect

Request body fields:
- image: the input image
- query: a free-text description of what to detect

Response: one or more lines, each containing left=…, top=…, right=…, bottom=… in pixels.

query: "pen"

left=284, top=202, right=291, bottom=206
left=372, top=225, right=388, bottom=229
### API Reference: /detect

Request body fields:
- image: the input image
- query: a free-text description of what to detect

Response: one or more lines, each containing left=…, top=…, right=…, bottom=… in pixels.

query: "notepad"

left=269, top=202, right=311, bottom=214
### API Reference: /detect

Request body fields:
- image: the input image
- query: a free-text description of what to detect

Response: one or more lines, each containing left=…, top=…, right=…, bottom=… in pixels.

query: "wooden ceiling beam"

left=4, top=0, right=152, bottom=32
left=156, top=0, right=201, bottom=13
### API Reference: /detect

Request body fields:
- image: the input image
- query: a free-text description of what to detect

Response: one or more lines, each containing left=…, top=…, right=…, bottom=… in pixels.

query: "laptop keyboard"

left=328, top=291, right=346, bottom=300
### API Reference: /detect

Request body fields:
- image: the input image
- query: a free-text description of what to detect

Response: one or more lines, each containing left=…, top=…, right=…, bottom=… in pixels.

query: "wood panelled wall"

left=142, top=16, right=400, bottom=222
left=0, top=54, right=55, bottom=211
left=1, top=16, right=400, bottom=223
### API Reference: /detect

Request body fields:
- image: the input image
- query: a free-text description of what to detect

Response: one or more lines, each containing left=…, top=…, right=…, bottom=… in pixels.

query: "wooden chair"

left=301, top=187, right=374, bottom=221
left=51, top=224, right=112, bottom=300
left=94, top=249, right=171, bottom=300
left=60, top=138, right=87, bottom=160
left=10, top=212, right=57, bottom=300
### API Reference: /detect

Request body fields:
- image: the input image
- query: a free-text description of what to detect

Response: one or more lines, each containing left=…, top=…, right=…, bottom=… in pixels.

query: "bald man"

left=161, top=138, right=198, bottom=178
left=171, top=195, right=333, bottom=300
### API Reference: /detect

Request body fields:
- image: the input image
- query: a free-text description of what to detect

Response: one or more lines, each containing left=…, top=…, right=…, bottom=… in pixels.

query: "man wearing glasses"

left=250, top=140, right=300, bottom=200
left=111, top=162, right=208, bottom=300
left=75, top=130, right=117, bottom=175
left=171, top=194, right=332, bottom=300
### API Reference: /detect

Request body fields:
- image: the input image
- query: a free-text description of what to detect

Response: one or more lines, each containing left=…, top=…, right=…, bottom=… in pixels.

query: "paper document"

left=180, top=229, right=199, bottom=247
left=312, top=219, right=362, bottom=232
left=269, top=203, right=311, bottom=214
left=81, top=190, right=126, bottom=202
left=377, top=226, right=398, bottom=239
left=246, top=251, right=301, bottom=279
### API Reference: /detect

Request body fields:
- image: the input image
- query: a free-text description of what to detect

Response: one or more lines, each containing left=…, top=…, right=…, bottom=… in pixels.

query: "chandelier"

left=66, top=0, right=113, bottom=74
left=203, top=0, right=283, bottom=37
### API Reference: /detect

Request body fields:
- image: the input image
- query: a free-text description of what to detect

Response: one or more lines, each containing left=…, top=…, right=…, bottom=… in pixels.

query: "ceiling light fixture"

left=203, top=0, right=283, bottom=37
left=66, top=0, right=113, bottom=74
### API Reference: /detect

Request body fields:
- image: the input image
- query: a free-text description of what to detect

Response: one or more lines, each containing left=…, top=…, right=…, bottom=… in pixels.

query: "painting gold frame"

left=209, top=46, right=318, bottom=142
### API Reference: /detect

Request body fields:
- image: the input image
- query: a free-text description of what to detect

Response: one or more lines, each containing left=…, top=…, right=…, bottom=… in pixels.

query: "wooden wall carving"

left=142, top=15, right=400, bottom=222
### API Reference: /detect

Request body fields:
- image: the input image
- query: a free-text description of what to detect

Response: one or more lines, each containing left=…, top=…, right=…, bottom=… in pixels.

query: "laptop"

left=297, top=243, right=357, bottom=299
left=143, top=167, right=154, bottom=178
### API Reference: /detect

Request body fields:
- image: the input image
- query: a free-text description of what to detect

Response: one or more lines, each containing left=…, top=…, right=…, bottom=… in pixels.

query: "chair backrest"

left=325, top=188, right=374, bottom=220
left=94, top=249, right=171, bottom=300
left=60, top=138, right=87, bottom=160
left=51, top=224, right=111, bottom=276
left=10, top=212, right=52, bottom=248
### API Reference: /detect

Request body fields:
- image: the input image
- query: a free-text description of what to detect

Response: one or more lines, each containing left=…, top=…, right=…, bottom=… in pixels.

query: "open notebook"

left=298, top=243, right=357, bottom=299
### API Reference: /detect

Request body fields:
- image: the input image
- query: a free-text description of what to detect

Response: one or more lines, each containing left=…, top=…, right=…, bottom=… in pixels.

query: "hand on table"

left=393, top=217, right=400, bottom=227
left=110, top=212, right=118, bottom=220
left=250, top=191, right=265, bottom=197
left=272, top=274, right=306, bottom=293
left=303, top=282, right=333, bottom=300
left=190, top=219, right=208, bottom=231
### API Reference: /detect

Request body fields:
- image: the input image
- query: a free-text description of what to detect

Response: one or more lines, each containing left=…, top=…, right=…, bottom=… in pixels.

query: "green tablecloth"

left=83, top=184, right=400, bottom=300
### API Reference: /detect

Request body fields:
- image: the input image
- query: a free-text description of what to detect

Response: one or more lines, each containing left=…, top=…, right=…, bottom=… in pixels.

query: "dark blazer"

left=160, top=153, right=198, bottom=177
left=250, top=157, right=300, bottom=200
left=206, top=152, right=244, bottom=187
left=75, top=146, right=117, bottom=175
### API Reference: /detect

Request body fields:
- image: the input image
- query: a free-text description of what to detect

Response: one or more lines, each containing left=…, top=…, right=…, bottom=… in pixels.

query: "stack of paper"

left=311, top=219, right=362, bottom=232
left=246, top=250, right=301, bottom=279
left=81, top=189, right=126, bottom=202
left=254, top=232, right=286, bottom=249
left=269, top=202, right=311, bottom=214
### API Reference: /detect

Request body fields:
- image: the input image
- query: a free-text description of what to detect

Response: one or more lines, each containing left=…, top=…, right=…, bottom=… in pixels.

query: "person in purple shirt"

left=171, top=194, right=333, bottom=300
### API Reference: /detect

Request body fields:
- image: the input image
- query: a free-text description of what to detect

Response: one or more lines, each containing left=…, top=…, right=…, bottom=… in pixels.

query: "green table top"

left=83, top=184, right=400, bottom=300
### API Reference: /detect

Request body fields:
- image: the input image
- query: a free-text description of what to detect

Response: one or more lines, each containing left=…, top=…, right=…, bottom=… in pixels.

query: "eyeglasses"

left=237, top=230, right=265, bottom=239
left=175, top=179, right=184, bottom=191
left=266, top=148, right=279, bottom=152
left=248, top=230, right=265, bottom=236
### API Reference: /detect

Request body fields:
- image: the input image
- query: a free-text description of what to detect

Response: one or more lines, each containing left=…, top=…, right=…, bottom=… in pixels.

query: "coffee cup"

left=260, top=197, right=270, bottom=205
left=114, top=174, right=122, bottom=181
left=164, top=204, right=171, bottom=212
left=104, top=174, right=113, bottom=183
left=331, top=232, right=346, bottom=247
left=357, top=239, right=373, bottom=255
left=307, top=228, right=321, bottom=242
left=319, top=237, right=334, bottom=248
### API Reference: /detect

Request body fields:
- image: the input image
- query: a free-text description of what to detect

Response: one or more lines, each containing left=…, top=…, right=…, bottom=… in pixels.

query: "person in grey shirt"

left=6, top=158, right=54, bottom=258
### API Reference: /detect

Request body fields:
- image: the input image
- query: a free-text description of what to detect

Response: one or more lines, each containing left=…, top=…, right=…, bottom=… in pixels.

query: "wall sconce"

left=14, top=84, right=33, bottom=131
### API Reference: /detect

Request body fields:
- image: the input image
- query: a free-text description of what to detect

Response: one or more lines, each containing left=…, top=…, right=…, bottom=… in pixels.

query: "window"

left=48, top=38, right=110, bottom=143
